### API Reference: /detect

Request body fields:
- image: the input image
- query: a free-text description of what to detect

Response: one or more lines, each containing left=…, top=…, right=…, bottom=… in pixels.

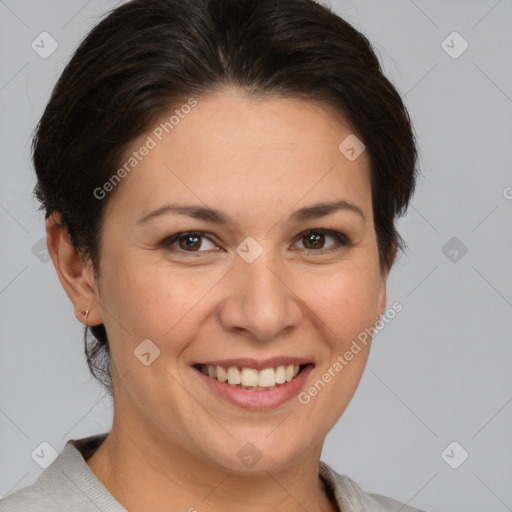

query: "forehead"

left=103, top=90, right=373, bottom=225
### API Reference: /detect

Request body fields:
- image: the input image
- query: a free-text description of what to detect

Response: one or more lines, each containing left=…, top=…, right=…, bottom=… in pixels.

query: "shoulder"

left=0, top=464, right=62, bottom=512
left=0, top=434, right=118, bottom=512
left=369, top=492, right=428, bottom=512
left=319, top=461, right=428, bottom=512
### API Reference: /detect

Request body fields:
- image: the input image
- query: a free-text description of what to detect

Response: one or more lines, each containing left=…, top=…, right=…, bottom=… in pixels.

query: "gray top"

left=0, top=434, right=426, bottom=511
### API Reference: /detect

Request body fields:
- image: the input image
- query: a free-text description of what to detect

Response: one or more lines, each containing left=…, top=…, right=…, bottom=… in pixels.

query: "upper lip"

left=192, top=357, right=314, bottom=371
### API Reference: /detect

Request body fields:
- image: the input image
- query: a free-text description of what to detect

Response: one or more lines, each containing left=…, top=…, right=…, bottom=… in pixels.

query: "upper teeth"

left=199, top=364, right=300, bottom=388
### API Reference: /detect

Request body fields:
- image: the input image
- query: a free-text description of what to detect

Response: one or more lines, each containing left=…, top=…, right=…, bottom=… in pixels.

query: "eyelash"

left=159, top=229, right=352, bottom=256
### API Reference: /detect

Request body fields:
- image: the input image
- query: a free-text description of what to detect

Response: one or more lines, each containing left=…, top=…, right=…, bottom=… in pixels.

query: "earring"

left=84, top=310, right=90, bottom=319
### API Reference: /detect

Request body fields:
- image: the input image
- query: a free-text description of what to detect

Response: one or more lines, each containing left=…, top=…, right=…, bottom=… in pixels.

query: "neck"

left=86, top=415, right=337, bottom=512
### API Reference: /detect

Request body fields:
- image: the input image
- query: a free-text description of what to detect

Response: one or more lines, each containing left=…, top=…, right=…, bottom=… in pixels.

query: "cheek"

left=308, top=260, right=380, bottom=338
left=99, top=255, right=219, bottom=350
left=295, top=263, right=379, bottom=426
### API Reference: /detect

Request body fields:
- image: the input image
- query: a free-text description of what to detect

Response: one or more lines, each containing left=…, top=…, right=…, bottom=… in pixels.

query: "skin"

left=46, top=88, right=393, bottom=512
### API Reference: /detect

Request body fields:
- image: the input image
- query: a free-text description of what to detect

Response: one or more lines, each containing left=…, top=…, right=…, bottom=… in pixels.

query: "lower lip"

left=193, top=365, right=314, bottom=411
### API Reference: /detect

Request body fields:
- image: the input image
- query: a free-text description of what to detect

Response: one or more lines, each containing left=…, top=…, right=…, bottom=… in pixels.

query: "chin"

left=196, top=430, right=316, bottom=475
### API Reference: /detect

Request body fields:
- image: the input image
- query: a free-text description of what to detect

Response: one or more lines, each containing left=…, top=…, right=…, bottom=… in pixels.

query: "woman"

left=0, top=0, right=425, bottom=510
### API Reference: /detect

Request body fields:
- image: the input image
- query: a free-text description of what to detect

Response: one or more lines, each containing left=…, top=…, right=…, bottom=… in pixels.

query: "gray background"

left=1, top=1, right=511, bottom=510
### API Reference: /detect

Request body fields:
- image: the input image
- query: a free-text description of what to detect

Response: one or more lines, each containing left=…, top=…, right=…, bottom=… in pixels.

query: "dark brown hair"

left=32, top=0, right=419, bottom=392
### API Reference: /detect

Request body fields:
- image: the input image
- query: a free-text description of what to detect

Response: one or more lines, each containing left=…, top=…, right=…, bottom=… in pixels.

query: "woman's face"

left=91, top=89, right=388, bottom=471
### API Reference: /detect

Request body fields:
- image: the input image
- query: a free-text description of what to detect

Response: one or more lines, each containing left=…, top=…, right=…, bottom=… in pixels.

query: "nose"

left=217, top=252, right=303, bottom=342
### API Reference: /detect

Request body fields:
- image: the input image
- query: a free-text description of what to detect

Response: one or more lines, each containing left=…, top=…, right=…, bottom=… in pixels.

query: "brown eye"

left=178, top=233, right=203, bottom=251
left=293, top=229, right=351, bottom=253
left=302, top=231, right=326, bottom=249
left=162, top=231, right=219, bottom=253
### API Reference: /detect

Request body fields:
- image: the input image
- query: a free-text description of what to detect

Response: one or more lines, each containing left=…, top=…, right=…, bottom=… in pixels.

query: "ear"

left=45, top=212, right=103, bottom=326
left=376, top=269, right=387, bottom=322
left=375, top=241, right=397, bottom=321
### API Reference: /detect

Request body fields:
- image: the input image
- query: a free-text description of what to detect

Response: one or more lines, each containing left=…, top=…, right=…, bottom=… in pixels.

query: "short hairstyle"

left=32, top=0, right=419, bottom=392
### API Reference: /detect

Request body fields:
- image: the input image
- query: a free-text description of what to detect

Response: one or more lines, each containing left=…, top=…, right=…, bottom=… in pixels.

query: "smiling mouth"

left=193, top=363, right=311, bottom=391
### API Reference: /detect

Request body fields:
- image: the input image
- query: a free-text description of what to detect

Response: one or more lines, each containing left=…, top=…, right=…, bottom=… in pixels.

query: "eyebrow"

left=136, top=199, right=365, bottom=225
